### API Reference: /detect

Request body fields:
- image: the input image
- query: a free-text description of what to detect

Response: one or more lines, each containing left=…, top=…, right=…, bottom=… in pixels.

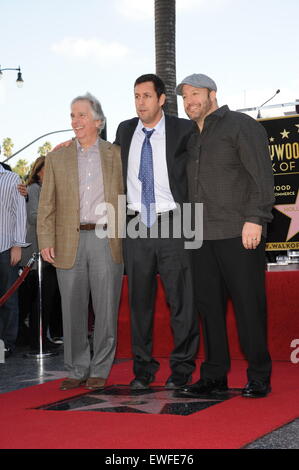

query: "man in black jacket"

left=176, top=73, right=275, bottom=398
left=115, top=74, right=199, bottom=390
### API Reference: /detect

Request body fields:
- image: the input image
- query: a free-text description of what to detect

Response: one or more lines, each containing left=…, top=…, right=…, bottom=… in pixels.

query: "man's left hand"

left=242, top=222, right=262, bottom=250
left=17, top=183, right=28, bottom=198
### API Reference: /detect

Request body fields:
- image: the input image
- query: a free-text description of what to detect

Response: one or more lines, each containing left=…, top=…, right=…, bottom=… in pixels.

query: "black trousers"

left=194, top=237, right=272, bottom=382
left=18, top=264, right=63, bottom=348
left=124, top=218, right=199, bottom=380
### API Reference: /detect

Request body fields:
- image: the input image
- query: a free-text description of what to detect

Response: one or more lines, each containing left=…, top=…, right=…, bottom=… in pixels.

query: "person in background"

left=0, top=164, right=28, bottom=357
left=18, top=156, right=63, bottom=351
left=176, top=73, right=275, bottom=398
left=1, top=161, right=28, bottom=197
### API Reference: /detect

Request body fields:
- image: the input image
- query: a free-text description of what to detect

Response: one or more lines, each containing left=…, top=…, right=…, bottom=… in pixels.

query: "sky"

left=1, top=0, right=299, bottom=166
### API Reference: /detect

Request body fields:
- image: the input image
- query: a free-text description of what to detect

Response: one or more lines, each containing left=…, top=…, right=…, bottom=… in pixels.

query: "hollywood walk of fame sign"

left=258, top=115, right=299, bottom=250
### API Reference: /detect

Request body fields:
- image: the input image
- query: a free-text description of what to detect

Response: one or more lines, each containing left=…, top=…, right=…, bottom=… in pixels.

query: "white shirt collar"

left=137, top=111, right=165, bottom=136
left=76, top=137, right=99, bottom=153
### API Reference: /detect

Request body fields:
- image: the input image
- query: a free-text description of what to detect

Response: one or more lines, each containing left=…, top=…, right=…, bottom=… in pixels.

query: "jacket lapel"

left=165, top=115, right=176, bottom=175
left=122, top=119, right=138, bottom=192
left=99, top=139, right=113, bottom=201
left=66, top=141, right=80, bottom=210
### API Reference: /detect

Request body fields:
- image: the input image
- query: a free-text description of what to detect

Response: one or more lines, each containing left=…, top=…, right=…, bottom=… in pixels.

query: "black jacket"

left=187, top=105, right=275, bottom=239
left=115, top=114, right=196, bottom=206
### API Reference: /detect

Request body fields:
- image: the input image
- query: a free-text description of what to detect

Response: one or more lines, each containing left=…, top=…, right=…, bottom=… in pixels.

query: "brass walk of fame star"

left=280, top=129, right=290, bottom=139
left=40, top=386, right=242, bottom=416
left=69, top=388, right=222, bottom=414
left=274, top=190, right=299, bottom=241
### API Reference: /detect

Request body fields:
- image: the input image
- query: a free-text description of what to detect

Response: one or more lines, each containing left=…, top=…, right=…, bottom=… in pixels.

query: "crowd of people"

left=0, top=72, right=274, bottom=398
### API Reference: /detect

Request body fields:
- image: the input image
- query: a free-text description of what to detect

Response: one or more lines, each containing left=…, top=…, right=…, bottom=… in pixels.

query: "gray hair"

left=71, top=92, right=106, bottom=132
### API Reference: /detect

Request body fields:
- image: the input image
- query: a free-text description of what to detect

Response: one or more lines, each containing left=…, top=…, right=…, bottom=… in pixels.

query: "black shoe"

left=30, top=339, right=60, bottom=352
left=242, top=380, right=271, bottom=398
left=165, top=375, right=192, bottom=390
left=130, top=373, right=155, bottom=390
left=179, top=377, right=228, bottom=397
left=44, top=338, right=61, bottom=350
left=51, top=337, right=64, bottom=344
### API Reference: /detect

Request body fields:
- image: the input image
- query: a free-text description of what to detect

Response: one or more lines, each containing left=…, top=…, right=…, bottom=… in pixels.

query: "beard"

left=185, top=92, right=214, bottom=123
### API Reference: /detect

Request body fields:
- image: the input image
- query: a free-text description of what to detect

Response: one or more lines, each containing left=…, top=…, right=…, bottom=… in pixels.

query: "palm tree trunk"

left=155, top=0, right=178, bottom=116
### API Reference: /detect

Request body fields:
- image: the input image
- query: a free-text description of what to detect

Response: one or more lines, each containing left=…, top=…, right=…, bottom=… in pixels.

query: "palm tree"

left=155, top=0, right=177, bottom=116
left=2, top=137, right=14, bottom=158
left=38, top=141, right=52, bottom=156
left=12, top=159, right=30, bottom=181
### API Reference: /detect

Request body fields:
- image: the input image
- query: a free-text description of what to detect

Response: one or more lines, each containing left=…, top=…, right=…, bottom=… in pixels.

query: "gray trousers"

left=56, top=230, right=123, bottom=380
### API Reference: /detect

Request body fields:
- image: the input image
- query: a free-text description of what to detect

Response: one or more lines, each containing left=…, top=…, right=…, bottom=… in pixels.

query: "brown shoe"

left=85, top=377, right=106, bottom=390
left=60, top=378, right=85, bottom=391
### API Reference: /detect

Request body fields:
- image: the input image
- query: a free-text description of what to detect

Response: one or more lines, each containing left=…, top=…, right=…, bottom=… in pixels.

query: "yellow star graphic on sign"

left=269, top=137, right=275, bottom=142
left=280, top=129, right=290, bottom=139
left=295, top=124, right=299, bottom=133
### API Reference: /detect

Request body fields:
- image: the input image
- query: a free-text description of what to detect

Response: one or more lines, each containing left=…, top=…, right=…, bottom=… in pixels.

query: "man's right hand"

left=40, top=247, right=55, bottom=264
left=53, top=139, right=73, bottom=151
left=10, top=246, right=22, bottom=266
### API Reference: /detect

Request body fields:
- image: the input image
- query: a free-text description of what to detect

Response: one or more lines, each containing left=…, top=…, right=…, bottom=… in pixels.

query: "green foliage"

left=12, top=159, right=30, bottom=181
left=38, top=141, right=52, bottom=156
left=2, top=137, right=14, bottom=158
left=1, top=138, right=53, bottom=177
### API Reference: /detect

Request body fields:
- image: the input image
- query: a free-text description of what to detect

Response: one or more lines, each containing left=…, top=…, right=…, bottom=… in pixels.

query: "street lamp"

left=0, top=65, right=24, bottom=87
left=2, top=128, right=74, bottom=164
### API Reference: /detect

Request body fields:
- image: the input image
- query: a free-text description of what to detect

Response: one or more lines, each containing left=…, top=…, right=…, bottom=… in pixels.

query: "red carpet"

left=116, top=272, right=299, bottom=361
left=0, top=359, right=298, bottom=449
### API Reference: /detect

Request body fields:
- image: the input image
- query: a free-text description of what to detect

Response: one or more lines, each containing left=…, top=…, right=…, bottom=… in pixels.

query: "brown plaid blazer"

left=37, top=139, right=124, bottom=268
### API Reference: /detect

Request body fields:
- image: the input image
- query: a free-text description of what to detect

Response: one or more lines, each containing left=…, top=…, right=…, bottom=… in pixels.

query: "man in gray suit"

left=37, top=93, right=124, bottom=390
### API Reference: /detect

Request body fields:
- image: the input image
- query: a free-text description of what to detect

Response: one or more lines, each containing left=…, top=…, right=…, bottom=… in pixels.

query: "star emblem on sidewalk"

left=39, top=386, right=241, bottom=416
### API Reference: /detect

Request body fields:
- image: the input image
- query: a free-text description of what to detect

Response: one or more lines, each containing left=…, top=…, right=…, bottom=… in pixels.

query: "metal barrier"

left=0, top=252, right=59, bottom=359
left=23, top=253, right=58, bottom=359
left=0, top=339, right=4, bottom=363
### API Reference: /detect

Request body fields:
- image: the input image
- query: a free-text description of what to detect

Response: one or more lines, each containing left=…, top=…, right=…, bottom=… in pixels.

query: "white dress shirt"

left=127, top=113, right=176, bottom=213
left=76, top=138, right=107, bottom=224
left=0, top=165, right=28, bottom=253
